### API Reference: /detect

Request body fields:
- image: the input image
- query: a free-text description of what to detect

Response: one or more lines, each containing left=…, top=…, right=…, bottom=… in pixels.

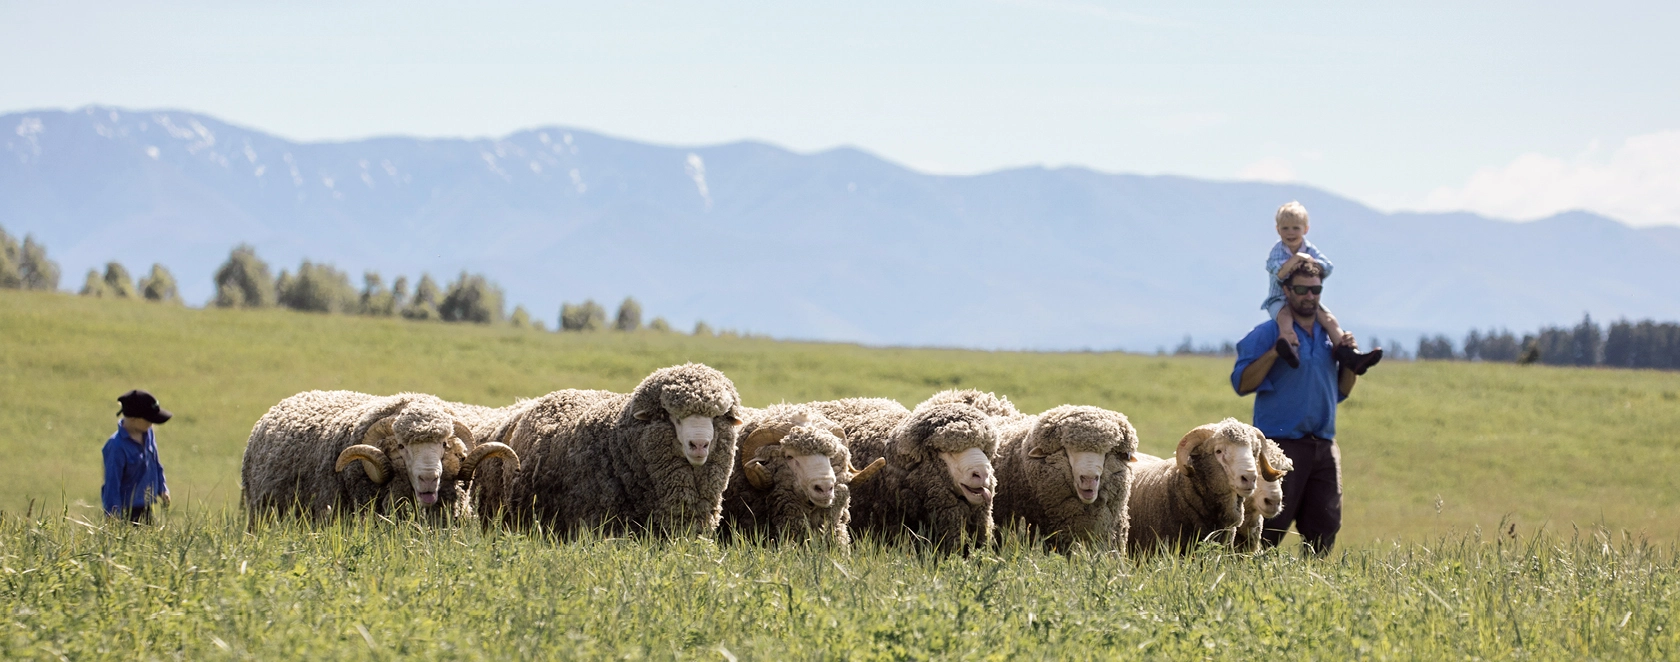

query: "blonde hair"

left=1275, top=201, right=1309, bottom=226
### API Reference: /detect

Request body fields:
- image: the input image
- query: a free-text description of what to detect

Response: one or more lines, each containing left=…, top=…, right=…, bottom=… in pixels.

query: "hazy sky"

left=5, top=1, right=1677, bottom=226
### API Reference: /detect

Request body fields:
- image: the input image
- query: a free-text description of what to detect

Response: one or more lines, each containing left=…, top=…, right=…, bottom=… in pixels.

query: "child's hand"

left=160, top=492, right=171, bottom=508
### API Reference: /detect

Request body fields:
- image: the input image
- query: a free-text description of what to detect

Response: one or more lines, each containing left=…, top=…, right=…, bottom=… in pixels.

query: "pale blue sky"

left=5, top=1, right=1677, bottom=225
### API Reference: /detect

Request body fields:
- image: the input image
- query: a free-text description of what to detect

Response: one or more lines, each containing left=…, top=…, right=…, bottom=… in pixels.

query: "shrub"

left=212, top=244, right=276, bottom=308
left=101, top=262, right=138, bottom=299
left=402, top=274, right=442, bottom=321
left=439, top=272, right=505, bottom=324
left=648, top=317, right=672, bottom=333
left=138, top=264, right=180, bottom=303
left=79, top=269, right=109, bottom=297
left=615, top=297, right=643, bottom=331
left=276, top=261, right=358, bottom=313
left=560, top=300, right=606, bottom=332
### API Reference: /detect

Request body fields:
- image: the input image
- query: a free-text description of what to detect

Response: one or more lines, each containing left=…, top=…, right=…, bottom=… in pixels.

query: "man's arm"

left=1238, top=348, right=1279, bottom=395
left=101, top=444, right=123, bottom=515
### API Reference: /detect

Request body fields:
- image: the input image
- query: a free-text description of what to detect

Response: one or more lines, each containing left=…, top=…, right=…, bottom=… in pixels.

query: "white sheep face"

left=672, top=414, right=716, bottom=466
left=394, top=440, right=448, bottom=506
left=1254, top=477, right=1285, bottom=518
left=784, top=451, right=837, bottom=508
left=1066, top=450, right=1106, bottom=504
left=940, top=448, right=994, bottom=505
left=1212, top=439, right=1258, bottom=498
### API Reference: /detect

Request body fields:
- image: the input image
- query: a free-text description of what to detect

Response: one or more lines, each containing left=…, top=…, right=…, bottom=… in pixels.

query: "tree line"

left=1415, top=314, right=1680, bottom=370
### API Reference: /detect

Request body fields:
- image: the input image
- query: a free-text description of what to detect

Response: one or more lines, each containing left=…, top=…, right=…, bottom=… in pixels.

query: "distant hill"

left=6, top=106, right=1679, bottom=350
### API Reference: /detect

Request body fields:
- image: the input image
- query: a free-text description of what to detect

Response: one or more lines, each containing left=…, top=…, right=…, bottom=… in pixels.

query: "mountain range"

left=5, top=106, right=1679, bottom=351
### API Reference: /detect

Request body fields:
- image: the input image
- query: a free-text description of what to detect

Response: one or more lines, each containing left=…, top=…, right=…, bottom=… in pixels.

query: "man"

left=1230, top=260, right=1368, bottom=555
left=102, top=389, right=173, bottom=524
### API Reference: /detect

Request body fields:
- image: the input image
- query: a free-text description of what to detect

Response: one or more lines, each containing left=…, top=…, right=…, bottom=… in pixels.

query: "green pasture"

left=2, top=511, right=1675, bottom=658
left=4, top=291, right=1680, bottom=658
left=3, top=290, right=1677, bottom=543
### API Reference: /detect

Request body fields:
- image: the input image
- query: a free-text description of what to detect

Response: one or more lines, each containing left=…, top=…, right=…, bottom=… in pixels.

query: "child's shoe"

left=1334, top=345, right=1383, bottom=375
left=1274, top=337, right=1300, bottom=369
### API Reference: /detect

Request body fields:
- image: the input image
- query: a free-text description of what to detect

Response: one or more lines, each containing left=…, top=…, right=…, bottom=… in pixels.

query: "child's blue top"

left=1261, top=238, right=1334, bottom=311
left=101, top=422, right=168, bottom=514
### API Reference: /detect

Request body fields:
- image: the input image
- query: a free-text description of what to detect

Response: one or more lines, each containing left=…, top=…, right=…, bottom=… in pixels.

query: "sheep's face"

left=1066, top=450, right=1106, bottom=504
left=784, top=450, right=838, bottom=508
left=672, top=414, right=718, bottom=466
left=1211, top=436, right=1258, bottom=499
left=393, top=439, right=449, bottom=506
left=1254, top=477, right=1284, bottom=518
left=940, top=448, right=995, bottom=505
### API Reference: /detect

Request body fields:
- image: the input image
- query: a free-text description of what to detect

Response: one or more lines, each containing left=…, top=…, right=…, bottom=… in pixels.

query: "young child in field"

left=1262, top=201, right=1380, bottom=373
left=102, top=389, right=172, bottom=525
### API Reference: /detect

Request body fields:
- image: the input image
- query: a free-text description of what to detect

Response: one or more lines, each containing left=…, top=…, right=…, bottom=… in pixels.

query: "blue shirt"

left=1230, top=318, right=1346, bottom=440
left=101, top=423, right=168, bottom=514
left=1261, top=238, right=1333, bottom=312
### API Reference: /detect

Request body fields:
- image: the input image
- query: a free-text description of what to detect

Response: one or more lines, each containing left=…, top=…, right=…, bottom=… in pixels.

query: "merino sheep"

left=718, top=405, right=886, bottom=545
left=1125, top=418, right=1263, bottom=555
left=1234, top=438, right=1292, bottom=552
left=915, top=388, right=1025, bottom=421
left=240, top=390, right=518, bottom=524
left=992, top=405, right=1139, bottom=553
left=491, top=363, right=745, bottom=537
left=812, top=397, right=1000, bottom=552
left=445, top=399, right=540, bottom=528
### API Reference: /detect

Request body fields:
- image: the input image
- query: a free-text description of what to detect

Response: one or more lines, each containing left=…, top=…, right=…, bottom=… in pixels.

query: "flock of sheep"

left=239, top=363, right=1291, bottom=556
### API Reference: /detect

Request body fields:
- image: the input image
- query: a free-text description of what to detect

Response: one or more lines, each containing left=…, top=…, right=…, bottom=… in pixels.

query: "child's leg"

left=1275, top=305, right=1299, bottom=347
left=1316, top=304, right=1347, bottom=345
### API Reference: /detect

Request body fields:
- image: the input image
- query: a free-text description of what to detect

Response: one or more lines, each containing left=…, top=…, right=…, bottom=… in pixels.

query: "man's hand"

left=159, top=492, right=171, bottom=508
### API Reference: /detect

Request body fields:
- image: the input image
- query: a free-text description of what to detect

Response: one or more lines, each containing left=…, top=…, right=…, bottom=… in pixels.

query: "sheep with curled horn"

left=443, top=398, right=541, bottom=530
left=992, top=405, right=1139, bottom=554
left=718, top=405, right=886, bottom=546
left=1125, top=418, right=1263, bottom=556
left=239, top=391, right=518, bottom=526
left=494, top=363, right=746, bottom=538
left=1234, top=437, right=1292, bottom=552
left=810, top=397, right=1000, bottom=553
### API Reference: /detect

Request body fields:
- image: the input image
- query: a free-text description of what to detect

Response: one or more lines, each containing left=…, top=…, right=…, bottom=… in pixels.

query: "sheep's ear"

left=725, top=406, right=745, bottom=427
left=743, top=459, right=774, bottom=490
left=632, top=401, right=663, bottom=421
left=1175, top=425, right=1218, bottom=474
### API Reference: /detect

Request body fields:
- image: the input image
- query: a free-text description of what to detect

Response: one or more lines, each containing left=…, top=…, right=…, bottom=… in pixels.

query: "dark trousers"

left=1261, top=437, right=1341, bottom=555
left=119, top=506, right=152, bottom=525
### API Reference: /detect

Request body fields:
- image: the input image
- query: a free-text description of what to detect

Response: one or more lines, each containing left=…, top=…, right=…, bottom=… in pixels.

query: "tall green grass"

left=3, top=289, right=1679, bottom=544
left=2, top=509, right=1675, bottom=658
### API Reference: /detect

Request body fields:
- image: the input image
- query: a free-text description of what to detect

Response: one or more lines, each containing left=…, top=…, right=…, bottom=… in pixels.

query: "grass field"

left=4, top=290, right=1678, bottom=543
left=4, top=291, right=1680, bottom=658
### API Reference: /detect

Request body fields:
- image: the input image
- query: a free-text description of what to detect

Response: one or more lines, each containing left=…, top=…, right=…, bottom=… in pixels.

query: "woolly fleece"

left=992, top=405, right=1139, bottom=553
left=499, top=363, right=743, bottom=537
left=1125, top=418, right=1267, bottom=556
left=240, top=390, right=476, bottom=523
left=719, top=404, right=856, bottom=545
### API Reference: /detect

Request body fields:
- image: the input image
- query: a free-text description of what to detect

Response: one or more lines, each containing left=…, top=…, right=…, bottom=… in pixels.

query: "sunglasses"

left=1289, top=285, right=1324, bottom=295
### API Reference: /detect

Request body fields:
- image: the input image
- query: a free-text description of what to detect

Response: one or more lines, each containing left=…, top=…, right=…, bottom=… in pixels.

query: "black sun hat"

left=117, top=389, right=173, bottom=424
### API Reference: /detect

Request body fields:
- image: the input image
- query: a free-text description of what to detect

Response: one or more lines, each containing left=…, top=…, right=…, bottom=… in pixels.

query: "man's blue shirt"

left=1230, top=318, right=1346, bottom=440
left=101, top=423, right=168, bottom=514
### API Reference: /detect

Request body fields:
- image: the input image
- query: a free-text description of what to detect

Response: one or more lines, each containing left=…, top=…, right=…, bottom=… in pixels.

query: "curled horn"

left=460, top=443, right=519, bottom=482
left=336, top=445, right=391, bottom=484
left=847, top=457, right=886, bottom=485
left=738, top=426, right=786, bottom=471
left=743, top=459, right=774, bottom=490
left=1258, top=446, right=1283, bottom=482
left=1175, top=425, right=1218, bottom=476
left=452, top=420, right=475, bottom=447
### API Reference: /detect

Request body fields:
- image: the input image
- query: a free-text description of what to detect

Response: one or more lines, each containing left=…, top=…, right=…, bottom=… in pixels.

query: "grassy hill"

left=4, top=291, right=1680, bottom=657
left=3, top=290, right=1679, bottom=542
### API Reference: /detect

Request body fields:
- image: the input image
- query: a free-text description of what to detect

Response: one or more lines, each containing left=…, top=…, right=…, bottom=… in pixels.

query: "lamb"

left=992, top=405, right=1139, bottom=553
left=1125, top=418, right=1263, bottom=555
left=811, top=397, right=1000, bottom=552
left=490, top=363, right=745, bottom=537
left=1234, top=438, right=1292, bottom=552
left=240, top=390, right=518, bottom=524
left=718, top=405, right=886, bottom=545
